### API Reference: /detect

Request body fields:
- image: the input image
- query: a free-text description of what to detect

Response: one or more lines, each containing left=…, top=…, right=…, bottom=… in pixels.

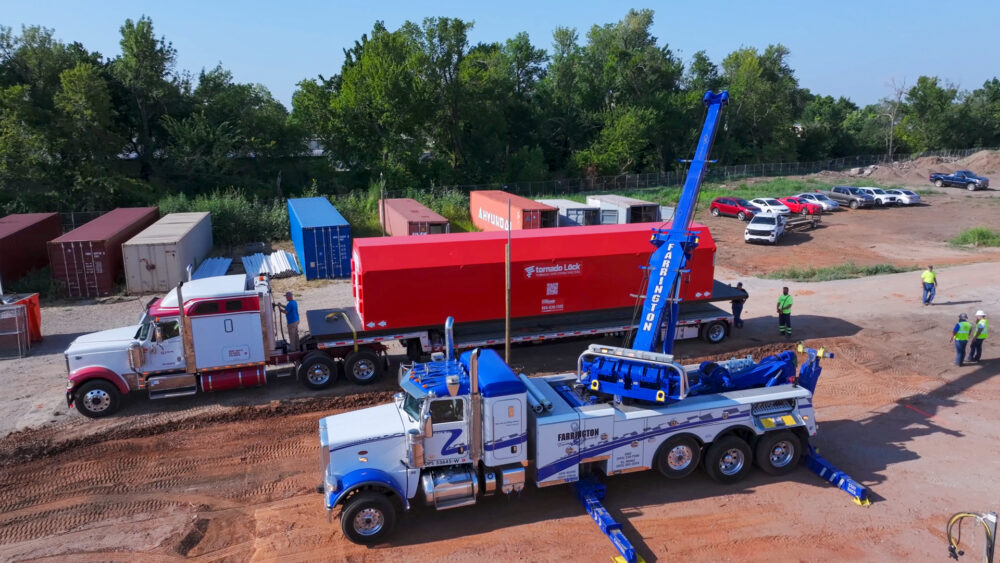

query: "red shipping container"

left=470, top=190, right=558, bottom=231
left=48, top=207, right=159, bottom=298
left=352, top=222, right=716, bottom=330
left=0, top=213, right=61, bottom=284
left=379, top=198, right=450, bottom=235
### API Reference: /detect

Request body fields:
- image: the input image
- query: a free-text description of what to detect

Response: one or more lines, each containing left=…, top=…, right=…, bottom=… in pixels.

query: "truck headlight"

left=324, top=463, right=340, bottom=495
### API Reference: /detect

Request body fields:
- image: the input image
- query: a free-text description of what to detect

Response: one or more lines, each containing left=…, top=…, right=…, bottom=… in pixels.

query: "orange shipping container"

left=378, top=198, right=450, bottom=235
left=470, top=190, right=558, bottom=231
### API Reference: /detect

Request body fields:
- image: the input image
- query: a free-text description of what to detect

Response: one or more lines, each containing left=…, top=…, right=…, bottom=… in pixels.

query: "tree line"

left=2, top=10, right=999, bottom=215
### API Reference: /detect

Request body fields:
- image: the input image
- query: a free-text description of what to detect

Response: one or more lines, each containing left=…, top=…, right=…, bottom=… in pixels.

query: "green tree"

left=900, top=76, right=957, bottom=151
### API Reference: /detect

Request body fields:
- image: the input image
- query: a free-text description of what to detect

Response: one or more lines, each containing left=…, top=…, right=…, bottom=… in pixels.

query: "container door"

left=489, top=398, right=524, bottom=462
left=600, top=209, right=618, bottom=225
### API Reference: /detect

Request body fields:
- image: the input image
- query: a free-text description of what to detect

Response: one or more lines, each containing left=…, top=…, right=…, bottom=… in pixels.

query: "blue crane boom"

left=632, top=90, right=728, bottom=354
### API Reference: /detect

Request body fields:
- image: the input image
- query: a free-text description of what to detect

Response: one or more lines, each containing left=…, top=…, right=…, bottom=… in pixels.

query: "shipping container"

left=534, top=199, right=600, bottom=226
left=288, top=197, right=351, bottom=280
left=123, top=212, right=214, bottom=294
left=378, top=198, right=450, bottom=235
left=586, top=195, right=660, bottom=224
left=47, top=207, right=159, bottom=298
left=352, top=222, right=716, bottom=331
left=470, top=191, right=558, bottom=231
left=0, top=213, right=62, bottom=284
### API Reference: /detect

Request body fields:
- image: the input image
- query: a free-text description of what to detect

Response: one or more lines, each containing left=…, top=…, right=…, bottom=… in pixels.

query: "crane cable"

left=946, top=511, right=996, bottom=561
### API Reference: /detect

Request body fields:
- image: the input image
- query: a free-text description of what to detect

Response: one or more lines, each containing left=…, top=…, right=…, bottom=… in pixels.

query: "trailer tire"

left=935, top=179, right=944, bottom=187
left=701, top=321, right=727, bottom=344
left=299, top=352, right=338, bottom=390
left=341, top=491, right=396, bottom=545
left=754, top=430, right=801, bottom=476
left=704, top=435, right=753, bottom=484
left=654, top=435, right=701, bottom=479
left=345, top=350, right=381, bottom=385
left=75, top=380, right=121, bottom=418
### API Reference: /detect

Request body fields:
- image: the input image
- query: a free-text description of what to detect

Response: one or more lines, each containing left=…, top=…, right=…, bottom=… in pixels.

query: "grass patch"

left=764, top=262, right=919, bottom=282
left=950, top=227, right=1000, bottom=247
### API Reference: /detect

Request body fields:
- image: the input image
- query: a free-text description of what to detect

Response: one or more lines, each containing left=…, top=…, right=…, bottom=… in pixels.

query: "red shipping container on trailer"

left=352, top=222, right=715, bottom=331
left=47, top=207, right=159, bottom=298
left=379, top=198, right=450, bottom=235
left=470, top=190, right=558, bottom=231
left=0, top=213, right=62, bottom=284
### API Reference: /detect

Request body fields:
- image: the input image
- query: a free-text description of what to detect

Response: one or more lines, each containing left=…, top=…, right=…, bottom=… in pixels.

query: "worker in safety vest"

left=950, top=313, right=971, bottom=367
left=968, top=310, right=989, bottom=363
left=776, top=287, right=793, bottom=338
left=921, top=265, right=937, bottom=305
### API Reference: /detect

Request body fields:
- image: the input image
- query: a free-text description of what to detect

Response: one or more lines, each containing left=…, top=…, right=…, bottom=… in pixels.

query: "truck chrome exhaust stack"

left=444, top=316, right=455, bottom=360
left=469, top=348, right=482, bottom=466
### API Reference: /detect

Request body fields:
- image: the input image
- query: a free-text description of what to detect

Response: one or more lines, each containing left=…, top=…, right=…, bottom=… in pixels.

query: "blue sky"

left=5, top=0, right=996, bottom=110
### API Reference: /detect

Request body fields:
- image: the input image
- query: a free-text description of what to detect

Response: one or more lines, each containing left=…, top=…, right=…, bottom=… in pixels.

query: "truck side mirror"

left=154, top=326, right=162, bottom=342
left=423, top=413, right=433, bottom=438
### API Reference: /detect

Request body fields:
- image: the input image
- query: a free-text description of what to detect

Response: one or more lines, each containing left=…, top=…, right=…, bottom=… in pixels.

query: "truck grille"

left=751, top=399, right=796, bottom=416
left=747, top=229, right=772, bottom=237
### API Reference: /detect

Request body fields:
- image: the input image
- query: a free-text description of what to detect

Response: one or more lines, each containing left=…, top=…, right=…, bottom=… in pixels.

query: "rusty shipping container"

left=123, top=212, right=214, bottom=294
left=0, top=213, right=62, bottom=285
left=47, top=207, right=159, bottom=297
left=470, top=190, right=558, bottom=231
left=352, top=222, right=716, bottom=331
left=378, top=198, right=450, bottom=235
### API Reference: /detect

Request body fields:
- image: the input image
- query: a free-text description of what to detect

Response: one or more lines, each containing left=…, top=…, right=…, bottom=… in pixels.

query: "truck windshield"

left=402, top=393, right=422, bottom=422
left=871, top=188, right=887, bottom=194
left=752, top=217, right=776, bottom=225
left=135, top=321, right=152, bottom=341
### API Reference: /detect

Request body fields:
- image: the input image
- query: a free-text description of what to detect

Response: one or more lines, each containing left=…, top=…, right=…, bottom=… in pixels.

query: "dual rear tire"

left=656, top=431, right=802, bottom=484
left=299, top=349, right=383, bottom=390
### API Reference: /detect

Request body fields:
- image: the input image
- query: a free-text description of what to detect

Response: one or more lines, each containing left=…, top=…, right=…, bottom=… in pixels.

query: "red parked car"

left=777, top=196, right=822, bottom=215
left=709, top=197, right=761, bottom=221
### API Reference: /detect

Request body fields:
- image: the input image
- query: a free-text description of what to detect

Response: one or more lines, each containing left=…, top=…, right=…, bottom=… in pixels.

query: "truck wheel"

left=704, top=435, right=753, bottom=484
left=299, top=352, right=338, bottom=390
left=849, top=200, right=859, bottom=209
left=711, top=207, right=720, bottom=217
left=737, top=211, right=747, bottom=221
left=654, top=435, right=701, bottom=479
left=967, top=183, right=977, bottom=191
left=75, top=380, right=121, bottom=418
left=701, top=321, right=727, bottom=344
left=345, top=349, right=381, bottom=385
left=341, top=491, right=396, bottom=545
left=754, top=431, right=801, bottom=476
left=935, top=179, right=943, bottom=187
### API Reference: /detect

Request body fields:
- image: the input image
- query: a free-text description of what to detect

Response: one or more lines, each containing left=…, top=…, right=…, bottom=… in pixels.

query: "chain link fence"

left=432, top=147, right=1000, bottom=197
left=59, top=211, right=105, bottom=233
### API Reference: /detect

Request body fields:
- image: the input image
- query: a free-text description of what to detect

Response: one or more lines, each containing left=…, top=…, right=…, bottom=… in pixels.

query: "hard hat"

left=976, top=310, right=986, bottom=317
left=958, top=313, right=968, bottom=321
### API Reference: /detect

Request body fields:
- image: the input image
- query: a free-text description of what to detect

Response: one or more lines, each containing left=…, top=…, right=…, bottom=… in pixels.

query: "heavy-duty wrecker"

left=316, top=92, right=869, bottom=559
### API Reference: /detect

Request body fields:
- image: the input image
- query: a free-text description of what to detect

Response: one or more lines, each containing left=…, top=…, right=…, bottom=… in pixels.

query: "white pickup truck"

left=744, top=213, right=786, bottom=244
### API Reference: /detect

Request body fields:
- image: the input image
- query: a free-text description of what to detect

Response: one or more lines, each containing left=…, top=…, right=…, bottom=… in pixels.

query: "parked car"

left=818, top=186, right=875, bottom=209
left=744, top=213, right=786, bottom=245
left=777, top=196, right=823, bottom=215
left=884, top=189, right=922, bottom=205
left=794, top=192, right=840, bottom=211
left=855, top=187, right=899, bottom=206
left=929, top=170, right=989, bottom=191
left=748, top=198, right=791, bottom=215
left=709, top=197, right=761, bottom=221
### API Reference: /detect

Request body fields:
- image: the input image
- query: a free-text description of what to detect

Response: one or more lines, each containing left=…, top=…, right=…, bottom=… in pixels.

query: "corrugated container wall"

left=288, top=198, right=351, bottom=280
left=470, top=190, right=558, bottom=231
left=0, top=213, right=62, bottom=284
left=123, top=212, right=214, bottom=294
left=352, top=222, right=716, bottom=331
left=47, top=207, right=159, bottom=297
left=534, top=199, right=600, bottom=227
left=586, top=195, right=660, bottom=224
left=379, top=198, right=450, bottom=235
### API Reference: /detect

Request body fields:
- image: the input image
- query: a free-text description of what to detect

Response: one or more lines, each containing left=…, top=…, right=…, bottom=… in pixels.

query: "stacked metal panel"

left=288, top=197, right=351, bottom=279
left=241, top=251, right=301, bottom=280
left=191, top=257, right=233, bottom=280
left=122, top=212, right=214, bottom=294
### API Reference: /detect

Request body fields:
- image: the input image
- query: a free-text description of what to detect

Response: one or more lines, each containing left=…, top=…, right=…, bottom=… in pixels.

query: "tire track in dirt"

left=0, top=499, right=180, bottom=545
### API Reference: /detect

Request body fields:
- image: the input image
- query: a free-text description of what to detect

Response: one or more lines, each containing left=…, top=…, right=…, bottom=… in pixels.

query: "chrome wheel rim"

left=667, top=444, right=694, bottom=470
left=354, top=508, right=384, bottom=536
left=82, top=388, right=111, bottom=413
left=307, top=363, right=331, bottom=385
left=708, top=325, right=725, bottom=341
left=718, top=448, right=746, bottom=475
left=352, top=360, right=376, bottom=382
left=768, top=440, right=795, bottom=468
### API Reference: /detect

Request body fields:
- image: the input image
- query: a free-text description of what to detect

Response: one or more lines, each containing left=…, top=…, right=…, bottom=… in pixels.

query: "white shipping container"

left=123, top=212, right=213, bottom=294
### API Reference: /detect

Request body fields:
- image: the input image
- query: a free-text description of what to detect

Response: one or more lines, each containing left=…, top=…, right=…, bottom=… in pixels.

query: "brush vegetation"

left=765, top=262, right=918, bottom=282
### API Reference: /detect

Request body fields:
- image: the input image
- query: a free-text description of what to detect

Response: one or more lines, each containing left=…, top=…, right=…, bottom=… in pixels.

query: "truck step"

left=148, top=388, right=198, bottom=400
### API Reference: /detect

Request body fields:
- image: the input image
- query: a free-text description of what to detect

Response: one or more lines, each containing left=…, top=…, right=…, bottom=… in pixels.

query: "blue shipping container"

left=288, top=197, right=352, bottom=279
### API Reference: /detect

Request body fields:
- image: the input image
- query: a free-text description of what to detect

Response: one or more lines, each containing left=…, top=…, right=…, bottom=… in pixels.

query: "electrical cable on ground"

left=946, top=511, right=996, bottom=562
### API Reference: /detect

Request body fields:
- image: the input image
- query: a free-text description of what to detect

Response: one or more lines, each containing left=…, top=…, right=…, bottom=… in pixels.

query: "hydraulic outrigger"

left=574, top=91, right=869, bottom=562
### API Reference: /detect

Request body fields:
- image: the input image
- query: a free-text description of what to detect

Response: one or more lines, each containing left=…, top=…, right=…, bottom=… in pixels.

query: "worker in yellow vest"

left=776, top=286, right=793, bottom=338
left=950, top=313, right=972, bottom=367
left=968, top=310, right=989, bottom=363
left=921, top=265, right=937, bottom=305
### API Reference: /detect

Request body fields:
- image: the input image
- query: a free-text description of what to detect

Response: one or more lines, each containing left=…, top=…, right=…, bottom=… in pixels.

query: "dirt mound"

left=0, top=391, right=395, bottom=467
left=956, top=150, right=1000, bottom=174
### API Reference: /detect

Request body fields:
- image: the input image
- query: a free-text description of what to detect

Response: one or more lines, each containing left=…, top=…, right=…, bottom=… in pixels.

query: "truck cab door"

left=423, top=397, right=469, bottom=466
left=142, top=317, right=185, bottom=373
